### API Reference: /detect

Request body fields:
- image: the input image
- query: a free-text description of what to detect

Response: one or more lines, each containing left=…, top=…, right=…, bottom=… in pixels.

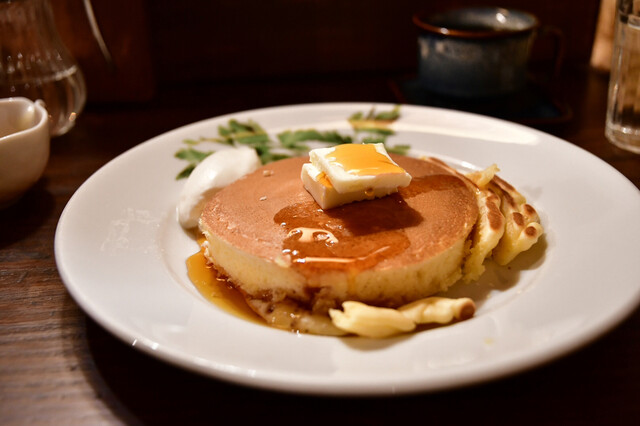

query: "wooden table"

left=2, top=66, right=639, bottom=425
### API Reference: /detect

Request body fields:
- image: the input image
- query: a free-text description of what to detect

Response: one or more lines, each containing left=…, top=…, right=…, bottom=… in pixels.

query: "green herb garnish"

left=174, top=105, right=409, bottom=179
left=278, top=129, right=352, bottom=153
left=174, top=147, right=214, bottom=179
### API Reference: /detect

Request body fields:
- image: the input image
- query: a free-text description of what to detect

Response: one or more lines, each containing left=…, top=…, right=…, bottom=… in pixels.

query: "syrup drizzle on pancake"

left=273, top=196, right=415, bottom=275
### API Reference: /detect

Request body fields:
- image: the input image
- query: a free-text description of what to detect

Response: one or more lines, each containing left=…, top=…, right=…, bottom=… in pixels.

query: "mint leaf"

left=176, top=164, right=196, bottom=180
left=385, top=144, right=411, bottom=155
left=374, top=105, right=401, bottom=121
left=259, top=151, right=292, bottom=164
left=175, top=147, right=213, bottom=163
left=361, top=135, right=388, bottom=144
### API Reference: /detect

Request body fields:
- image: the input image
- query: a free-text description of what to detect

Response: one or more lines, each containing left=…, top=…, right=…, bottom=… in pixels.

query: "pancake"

left=199, top=155, right=479, bottom=334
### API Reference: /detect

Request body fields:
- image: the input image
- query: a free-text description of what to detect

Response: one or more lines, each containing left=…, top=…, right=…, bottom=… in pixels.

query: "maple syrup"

left=186, top=242, right=262, bottom=324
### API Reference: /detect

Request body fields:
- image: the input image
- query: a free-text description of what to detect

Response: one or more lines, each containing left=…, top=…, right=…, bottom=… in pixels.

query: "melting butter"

left=325, top=143, right=407, bottom=177
left=302, top=143, right=411, bottom=209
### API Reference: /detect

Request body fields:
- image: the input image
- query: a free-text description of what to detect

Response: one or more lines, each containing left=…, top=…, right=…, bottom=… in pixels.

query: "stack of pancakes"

left=199, top=154, right=543, bottom=335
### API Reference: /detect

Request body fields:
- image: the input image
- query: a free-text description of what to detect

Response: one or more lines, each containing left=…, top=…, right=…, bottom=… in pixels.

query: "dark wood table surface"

left=2, top=65, right=639, bottom=425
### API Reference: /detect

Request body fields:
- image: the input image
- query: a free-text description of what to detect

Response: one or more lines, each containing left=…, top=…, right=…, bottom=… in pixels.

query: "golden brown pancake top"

left=200, top=155, right=478, bottom=278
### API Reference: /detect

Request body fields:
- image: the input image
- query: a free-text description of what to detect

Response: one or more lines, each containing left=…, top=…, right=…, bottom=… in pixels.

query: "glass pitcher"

left=0, top=0, right=87, bottom=136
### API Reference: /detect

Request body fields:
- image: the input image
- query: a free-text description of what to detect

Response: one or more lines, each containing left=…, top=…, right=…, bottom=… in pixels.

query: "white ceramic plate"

left=55, top=103, right=640, bottom=396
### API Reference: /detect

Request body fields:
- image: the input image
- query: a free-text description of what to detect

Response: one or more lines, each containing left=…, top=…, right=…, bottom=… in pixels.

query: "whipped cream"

left=177, top=146, right=261, bottom=229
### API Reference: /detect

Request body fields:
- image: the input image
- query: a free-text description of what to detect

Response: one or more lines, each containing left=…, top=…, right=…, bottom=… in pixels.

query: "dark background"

left=51, top=0, right=602, bottom=103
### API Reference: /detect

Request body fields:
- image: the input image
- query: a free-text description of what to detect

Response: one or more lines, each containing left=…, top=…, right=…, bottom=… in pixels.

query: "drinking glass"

left=0, top=0, right=87, bottom=137
left=606, top=0, right=640, bottom=153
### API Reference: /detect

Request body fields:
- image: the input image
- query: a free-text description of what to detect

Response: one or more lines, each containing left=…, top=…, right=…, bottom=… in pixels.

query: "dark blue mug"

left=413, top=7, right=563, bottom=98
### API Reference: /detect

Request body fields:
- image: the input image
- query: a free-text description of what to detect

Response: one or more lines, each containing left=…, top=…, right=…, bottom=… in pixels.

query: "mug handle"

left=534, top=25, right=566, bottom=87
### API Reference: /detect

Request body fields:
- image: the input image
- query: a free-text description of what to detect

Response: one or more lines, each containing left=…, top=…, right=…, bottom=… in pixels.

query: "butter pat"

left=301, top=163, right=401, bottom=209
left=302, top=143, right=411, bottom=209
left=310, top=143, right=411, bottom=193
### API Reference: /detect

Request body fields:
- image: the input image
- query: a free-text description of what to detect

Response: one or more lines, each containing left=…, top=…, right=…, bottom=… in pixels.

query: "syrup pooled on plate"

left=186, top=238, right=262, bottom=324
